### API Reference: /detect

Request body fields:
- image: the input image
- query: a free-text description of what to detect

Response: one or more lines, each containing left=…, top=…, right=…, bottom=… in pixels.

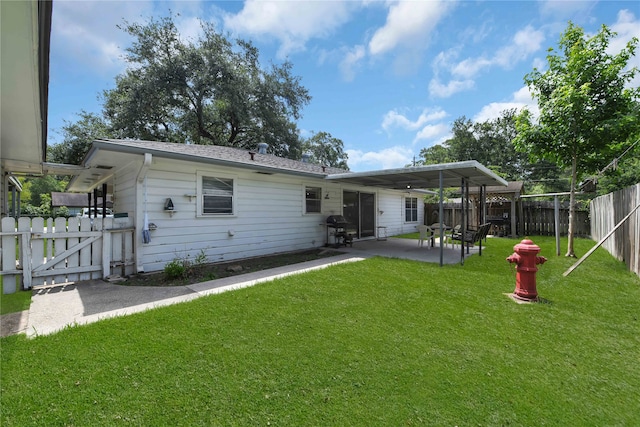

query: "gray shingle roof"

left=94, top=139, right=348, bottom=177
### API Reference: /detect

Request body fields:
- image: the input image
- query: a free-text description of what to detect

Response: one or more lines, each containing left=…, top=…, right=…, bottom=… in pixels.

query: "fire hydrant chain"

left=506, top=239, right=547, bottom=302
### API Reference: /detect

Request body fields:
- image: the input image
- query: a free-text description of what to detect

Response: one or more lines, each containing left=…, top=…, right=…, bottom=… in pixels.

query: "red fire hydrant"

left=506, top=239, right=547, bottom=302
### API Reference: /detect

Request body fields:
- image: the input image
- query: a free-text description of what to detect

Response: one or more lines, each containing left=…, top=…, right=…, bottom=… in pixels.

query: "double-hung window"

left=305, top=186, right=322, bottom=214
left=405, top=197, right=418, bottom=222
left=198, top=173, right=235, bottom=215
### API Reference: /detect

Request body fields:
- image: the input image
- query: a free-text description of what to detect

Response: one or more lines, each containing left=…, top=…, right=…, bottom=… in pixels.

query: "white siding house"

left=68, top=139, right=425, bottom=273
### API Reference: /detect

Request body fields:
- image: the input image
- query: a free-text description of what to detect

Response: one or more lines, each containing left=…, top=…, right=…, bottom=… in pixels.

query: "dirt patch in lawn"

left=119, top=248, right=344, bottom=287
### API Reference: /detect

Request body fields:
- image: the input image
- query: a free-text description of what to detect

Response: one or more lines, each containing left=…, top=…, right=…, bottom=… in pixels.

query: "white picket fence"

left=1, top=216, right=135, bottom=294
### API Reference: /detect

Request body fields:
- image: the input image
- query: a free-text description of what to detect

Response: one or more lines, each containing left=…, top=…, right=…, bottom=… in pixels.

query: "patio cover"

left=326, top=161, right=508, bottom=266
left=326, top=161, right=507, bottom=189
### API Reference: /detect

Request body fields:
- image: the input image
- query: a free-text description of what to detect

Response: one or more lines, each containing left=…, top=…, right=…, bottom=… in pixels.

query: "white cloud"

left=346, top=146, right=414, bottom=170
left=538, top=0, right=596, bottom=18
left=223, top=0, right=355, bottom=58
left=51, top=1, right=151, bottom=75
left=368, top=1, right=452, bottom=56
left=413, top=123, right=450, bottom=144
left=473, top=86, right=538, bottom=122
left=339, top=45, right=366, bottom=82
left=382, top=108, right=447, bottom=132
left=532, top=57, right=547, bottom=71
left=428, top=78, right=475, bottom=98
left=451, top=25, right=544, bottom=79
left=495, top=26, right=545, bottom=67
left=609, top=10, right=640, bottom=66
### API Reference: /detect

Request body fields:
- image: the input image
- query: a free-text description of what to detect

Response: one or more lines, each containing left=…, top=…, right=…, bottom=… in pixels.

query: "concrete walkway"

left=12, top=253, right=365, bottom=338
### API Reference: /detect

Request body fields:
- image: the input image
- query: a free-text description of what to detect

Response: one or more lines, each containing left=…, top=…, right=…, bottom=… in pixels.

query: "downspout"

left=135, top=153, right=152, bottom=272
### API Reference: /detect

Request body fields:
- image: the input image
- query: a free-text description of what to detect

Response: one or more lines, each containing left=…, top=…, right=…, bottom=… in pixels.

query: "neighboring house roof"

left=51, top=192, right=112, bottom=208
left=0, top=0, right=52, bottom=174
left=68, top=139, right=349, bottom=193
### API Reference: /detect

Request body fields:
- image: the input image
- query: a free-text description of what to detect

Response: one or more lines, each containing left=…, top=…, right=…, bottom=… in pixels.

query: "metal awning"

left=327, top=161, right=508, bottom=266
left=325, top=161, right=508, bottom=189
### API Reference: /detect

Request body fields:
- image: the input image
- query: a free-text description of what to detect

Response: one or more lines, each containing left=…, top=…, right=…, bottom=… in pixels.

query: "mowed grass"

left=1, top=237, right=639, bottom=425
left=1, top=276, right=32, bottom=315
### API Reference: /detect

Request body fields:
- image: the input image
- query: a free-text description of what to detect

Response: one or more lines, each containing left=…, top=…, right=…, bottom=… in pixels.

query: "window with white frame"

left=305, top=186, right=322, bottom=214
left=405, top=197, right=418, bottom=222
left=198, top=174, right=235, bottom=215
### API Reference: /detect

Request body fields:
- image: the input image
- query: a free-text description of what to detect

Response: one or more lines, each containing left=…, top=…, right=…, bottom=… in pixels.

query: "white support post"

left=102, top=228, right=111, bottom=279
left=1, top=217, right=17, bottom=294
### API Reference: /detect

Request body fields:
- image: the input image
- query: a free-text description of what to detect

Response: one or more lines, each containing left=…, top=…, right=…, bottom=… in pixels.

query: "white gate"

left=1, top=216, right=135, bottom=294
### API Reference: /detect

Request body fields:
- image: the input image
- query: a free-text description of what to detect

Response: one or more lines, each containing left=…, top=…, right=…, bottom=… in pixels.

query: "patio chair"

left=416, top=225, right=432, bottom=249
left=447, top=225, right=461, bottom=249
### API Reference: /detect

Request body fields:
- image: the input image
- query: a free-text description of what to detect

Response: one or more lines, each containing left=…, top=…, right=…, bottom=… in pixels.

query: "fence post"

left=17, top=217, right=32, bottom=290
left=21, top=232, right=32, bottom=290
left=1, top=217, right=17, bottom=294
left=102, top=228, right=111, bottom=279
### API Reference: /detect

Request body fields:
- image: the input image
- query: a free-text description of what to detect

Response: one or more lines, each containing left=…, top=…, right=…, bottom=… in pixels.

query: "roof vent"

left=301, top=152, right=312, bottom=163
left=257, top=142, right=268, bottom=154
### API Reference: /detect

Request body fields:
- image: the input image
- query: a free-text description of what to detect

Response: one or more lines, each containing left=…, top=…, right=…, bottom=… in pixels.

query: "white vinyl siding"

left=123, top=156, right=423, bottom=273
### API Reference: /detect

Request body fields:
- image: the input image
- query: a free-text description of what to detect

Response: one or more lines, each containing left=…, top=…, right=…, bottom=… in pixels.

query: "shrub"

left=164, top=259, right=188, bottom=280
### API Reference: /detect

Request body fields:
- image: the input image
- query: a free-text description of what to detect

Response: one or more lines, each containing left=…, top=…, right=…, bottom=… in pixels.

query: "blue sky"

left=48, top=1, right=640, bottom=172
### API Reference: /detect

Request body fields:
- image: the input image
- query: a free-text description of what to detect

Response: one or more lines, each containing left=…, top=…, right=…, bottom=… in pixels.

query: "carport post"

left=102, top=183, right=108, bottom=218
left=460, top=178, right=465, bottom=264
left=554, top=195, right=560, bottom=256
left=439, top=170, right=444, bottom=267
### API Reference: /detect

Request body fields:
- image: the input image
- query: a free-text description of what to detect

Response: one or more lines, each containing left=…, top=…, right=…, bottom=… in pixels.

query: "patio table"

left=429, top=223, right=451, bottom=247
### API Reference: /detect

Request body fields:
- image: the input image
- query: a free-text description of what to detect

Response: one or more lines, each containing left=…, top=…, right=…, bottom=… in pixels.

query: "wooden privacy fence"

left=1, top=216, right=135, bottom=294
left=425, top=201, right=590, bottom=237
left=521, top=201, right=590, bottom=237
left=590, top=184, right=640, bottom=277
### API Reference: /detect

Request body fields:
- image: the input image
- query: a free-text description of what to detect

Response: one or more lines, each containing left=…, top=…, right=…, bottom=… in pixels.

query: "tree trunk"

left=566, top=154, right=577, bottom=257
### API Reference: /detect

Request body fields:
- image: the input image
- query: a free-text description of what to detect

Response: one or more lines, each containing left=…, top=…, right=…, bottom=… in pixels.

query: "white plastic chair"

left=416, top=225, right=432, bottom=249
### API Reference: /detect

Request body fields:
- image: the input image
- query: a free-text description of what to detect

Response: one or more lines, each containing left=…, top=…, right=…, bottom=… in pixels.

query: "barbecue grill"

left=326, top=215, right=355, bottom=247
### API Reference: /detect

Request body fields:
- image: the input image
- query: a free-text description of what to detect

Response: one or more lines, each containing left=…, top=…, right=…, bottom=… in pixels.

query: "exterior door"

left=342, top=191, right=375, bottom=238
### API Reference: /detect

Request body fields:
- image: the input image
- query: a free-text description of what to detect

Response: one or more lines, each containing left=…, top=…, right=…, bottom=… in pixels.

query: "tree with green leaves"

left=418, top=110, right=557, bottom=184
left=418, top=144, right=452, bottom=165
left=50, top=14, right=332, bottom=164
left=102, top=15, right=310, bottom=158
left=48, top=111, right=113, bottom=165
left=514, top=22, right=639, bottom=257
left=301, top=131, right=349, bottom=169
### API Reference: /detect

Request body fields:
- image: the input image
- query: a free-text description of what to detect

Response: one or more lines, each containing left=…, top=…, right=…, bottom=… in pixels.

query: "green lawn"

left=1, top=237, right=639, bottom=425
left=0, top=276, right=32, bottom=315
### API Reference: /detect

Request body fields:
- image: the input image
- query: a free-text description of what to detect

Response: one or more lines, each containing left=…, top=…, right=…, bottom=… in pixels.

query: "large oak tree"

left=52, top=15, right=348, bottom=168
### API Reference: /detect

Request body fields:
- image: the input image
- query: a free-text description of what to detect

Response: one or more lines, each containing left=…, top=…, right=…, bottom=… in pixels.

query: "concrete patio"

left=336, top=236, right=480, bottom=264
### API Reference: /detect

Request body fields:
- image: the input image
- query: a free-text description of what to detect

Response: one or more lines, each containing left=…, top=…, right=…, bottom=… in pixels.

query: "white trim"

left=303, top=184, right=323, bottom=215
left=404, top=196, right=418, bottom=223
left=196, top=171, right=237, bottom=217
